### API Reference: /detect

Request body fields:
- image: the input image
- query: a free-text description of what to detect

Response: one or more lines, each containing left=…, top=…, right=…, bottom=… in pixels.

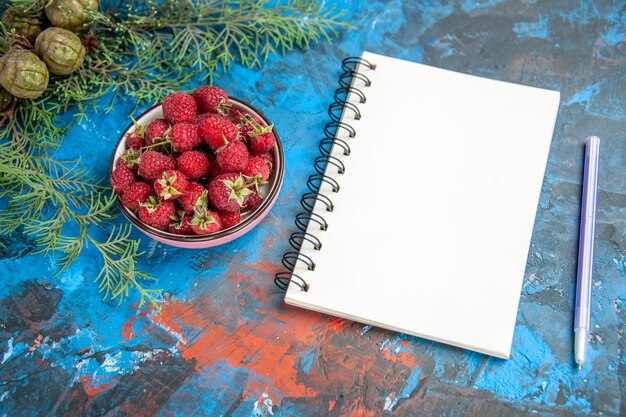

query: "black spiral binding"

left=274, top=56, right=376, bottom=292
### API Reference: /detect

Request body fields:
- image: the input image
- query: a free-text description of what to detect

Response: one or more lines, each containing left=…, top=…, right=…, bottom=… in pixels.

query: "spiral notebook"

left=276, top=51, right=560, bottom=358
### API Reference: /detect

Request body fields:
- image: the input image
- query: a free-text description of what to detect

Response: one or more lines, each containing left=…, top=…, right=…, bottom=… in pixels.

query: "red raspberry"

left=207, top=156, right=223, bottom=180
left=120, top=181, right=152, bottom=211
left=177, top=150, right=210, bottom=179
left=219, top=210, right=241, bottom=229
left=227, top=109, right=245, bottom=125
left=243, top=189, right=263, bottom=211
left=116, top=158, right=128, bottom=169
left=110, top=163, right=136, bottom=194
left=250, top=131, right=276, bottom=153
left=138, top=150, right=176, bottom=180
left=118, top=148, right=141, bottom=171
left=162, top=93, right=197, bottom=124
left=253, top=151, right=275, bottom=172
left=145, top=119, right=170, bottom=146
left=154, top=170, right=188, bottom=200
left=180, top=181, right=208, bottom=212
left=237, top=113, right=264, bottom=140
left=138, top=196, right=176, bottom=231
left=190, top=208, right=222, bottom=235
left=216, top=140, right=249, bottom=173
left=243, top=156, right=270, bottom=182
left=198, top=114, right=239, bottom=151
left=192, top=113, right=214, bottom=125
left=125, top=132, right=144, bottom=150
left=193, top=86, right=230, bottom=114
left=239, top=113, right=276, bottom=152
left=169, top=123, right=201, bottom=152
left=169, top=210, right=194, bottom=235
left=207, top=173, right=253, bottom=212
left=240, top=126, right=254, bottom=143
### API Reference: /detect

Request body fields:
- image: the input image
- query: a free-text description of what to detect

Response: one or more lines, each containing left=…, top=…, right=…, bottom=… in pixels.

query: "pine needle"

left=0, top=0, right=350, bottom=307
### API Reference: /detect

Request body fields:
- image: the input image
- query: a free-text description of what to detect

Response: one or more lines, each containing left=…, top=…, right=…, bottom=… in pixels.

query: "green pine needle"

left=0, top=0, right=350, bottom=307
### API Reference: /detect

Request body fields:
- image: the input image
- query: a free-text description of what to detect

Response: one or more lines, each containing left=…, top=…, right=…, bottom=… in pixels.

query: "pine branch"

left=0, top=0, right=350, bottom=307
left=89, top=225, right=160, bottom=309
left=0, top=136, right=159, bottom=306
left=116, top=0, right=350, bottom=72
left=6, top=0, right=48, bottom=16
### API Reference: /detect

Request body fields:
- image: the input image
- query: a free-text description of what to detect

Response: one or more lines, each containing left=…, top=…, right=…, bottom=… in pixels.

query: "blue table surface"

left=1, top=1, right=625, bottom=416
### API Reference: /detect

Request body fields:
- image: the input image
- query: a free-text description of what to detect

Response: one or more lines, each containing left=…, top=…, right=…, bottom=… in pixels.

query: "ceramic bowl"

left=109, top=98, right=284, bottom=248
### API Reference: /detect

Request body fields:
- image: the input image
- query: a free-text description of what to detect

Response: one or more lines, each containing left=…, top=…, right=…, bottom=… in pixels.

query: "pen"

left=574, top=136, right=600, bottom=370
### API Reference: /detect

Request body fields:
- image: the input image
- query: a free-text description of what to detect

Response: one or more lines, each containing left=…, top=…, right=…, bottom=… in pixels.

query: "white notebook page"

left=285, top=51, right=560, bottom=358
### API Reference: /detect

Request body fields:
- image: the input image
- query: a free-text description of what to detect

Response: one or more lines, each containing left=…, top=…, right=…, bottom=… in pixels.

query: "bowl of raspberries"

left=109, top=86, right=284, bottom=248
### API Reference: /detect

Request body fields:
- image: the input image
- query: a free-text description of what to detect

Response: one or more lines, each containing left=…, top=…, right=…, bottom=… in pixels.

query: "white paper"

left=285, top=51, right=560, bottom=358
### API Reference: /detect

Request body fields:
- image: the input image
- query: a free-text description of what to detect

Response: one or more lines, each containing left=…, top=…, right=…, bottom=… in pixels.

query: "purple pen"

left=574, top=136, right=600, bottom=370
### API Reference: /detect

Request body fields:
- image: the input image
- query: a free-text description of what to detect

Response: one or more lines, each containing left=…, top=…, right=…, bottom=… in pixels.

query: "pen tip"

left=578, top=363, right=582, bottom=370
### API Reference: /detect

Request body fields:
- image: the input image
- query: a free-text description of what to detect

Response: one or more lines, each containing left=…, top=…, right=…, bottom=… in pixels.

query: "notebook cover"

left=284, top=51, right=560, bottom=358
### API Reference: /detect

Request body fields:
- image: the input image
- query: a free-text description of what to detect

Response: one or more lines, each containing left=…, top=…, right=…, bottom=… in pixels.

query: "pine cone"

left=0, top=49, right=49, bottom=99
left=35, top=28, right=86, bottom=75
left=45, top=0, right=100, bottom=32
left=1, top=7, right=44, bottom=43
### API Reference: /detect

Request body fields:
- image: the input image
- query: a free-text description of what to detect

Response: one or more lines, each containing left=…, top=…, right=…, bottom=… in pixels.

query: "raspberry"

left=198, top=114, right=239, bottom=151
left=207, top=173, right=252, bottom=212
left=240, top=114, right=276, bottom=152
left=180, top=181, right=208, bottom=212
left=162, top=93, right=197, bottom=124
left=243, top=156, right=270, bottom=182
left=227, top=109, right=245, bottom=125
left=125, top=117, right=147, bottom=150
left=193, top=86, right=230, bottom=114
left=110, top=163, right=136, bottom=194
left=114, top=87, right=279, bottom=227
left=126, top=133, right=144, bottom=150
left=138, top=196, right=176, bottom=231
left=169, top=210, right=194, bottom=235
left=169, top=123, right=201, bottom=152
left=145, top=118, right=171, bottom=146
left=190, top=208, right=222, bottom=235
left=239, top=124, right=254, bottom=143
left=219, top=210, right=241, bottom=229
left=216, top=140, right=249, bottom=173
left=116, top=158, right=128, bottom=169
left=118, top=148, right=141, bottom=171
left=154, top=170, right=188, bottom=200
left=207, top=156, right=223, bottom=180
left=193, top=113, right=214, bottom=125
left=253, top=151, right=275, bottom=172
left=120, top=181, right=152, bottom=211
left=250, top=131, right=276, bottom=153
left=177, top=150, right=210, bottom=179
left=138, top=150, right=176, bottom=180
left=237, top=113, right=264, bottom=140
left=243, top=189, right=263, bottom=211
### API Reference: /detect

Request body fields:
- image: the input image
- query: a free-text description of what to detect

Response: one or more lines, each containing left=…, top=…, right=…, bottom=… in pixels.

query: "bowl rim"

left=109, top=97, right=285, bottom=243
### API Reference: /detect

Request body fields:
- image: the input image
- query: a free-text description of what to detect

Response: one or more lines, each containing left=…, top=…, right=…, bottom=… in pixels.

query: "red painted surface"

left=79, top=376, right=114, bottom=397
